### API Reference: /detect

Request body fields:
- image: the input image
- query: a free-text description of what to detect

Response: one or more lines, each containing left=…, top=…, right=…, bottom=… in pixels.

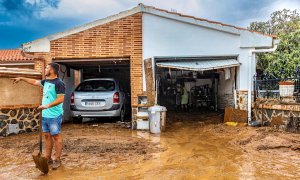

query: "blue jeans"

left=42, top=115, right=63, bottom=135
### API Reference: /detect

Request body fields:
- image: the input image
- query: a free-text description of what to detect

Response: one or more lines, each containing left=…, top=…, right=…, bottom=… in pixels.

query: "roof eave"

left=21, top=3, right=275, bottom=52
left=142, top=4, right=276, bottom=38
left=142, top=6, right=240, bottom=36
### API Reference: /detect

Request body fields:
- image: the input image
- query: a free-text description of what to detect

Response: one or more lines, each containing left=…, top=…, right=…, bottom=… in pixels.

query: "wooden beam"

left=144, top=58, right=155, bottom=106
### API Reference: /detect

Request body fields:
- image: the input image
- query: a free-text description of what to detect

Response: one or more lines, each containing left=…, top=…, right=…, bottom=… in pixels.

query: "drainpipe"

left=247, top=39, right=280, bottom=126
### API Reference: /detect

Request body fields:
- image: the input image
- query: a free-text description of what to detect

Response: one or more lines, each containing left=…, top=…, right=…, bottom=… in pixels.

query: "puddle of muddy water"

left=0, top=113, right=299, bottom=180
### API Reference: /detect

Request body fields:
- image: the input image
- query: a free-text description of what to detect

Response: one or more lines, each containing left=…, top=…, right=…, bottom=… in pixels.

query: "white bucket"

left=148, top=105, right=167, bottom=134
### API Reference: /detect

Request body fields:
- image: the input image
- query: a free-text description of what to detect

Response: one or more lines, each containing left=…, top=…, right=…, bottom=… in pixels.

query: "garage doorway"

left=53, top=58, right=131, bottom=121
left=154, top=56, right=239, bottom=116
left=157, top=68, right=219, bottom=112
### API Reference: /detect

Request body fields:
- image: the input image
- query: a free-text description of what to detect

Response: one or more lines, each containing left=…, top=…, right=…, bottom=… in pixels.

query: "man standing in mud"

left=12, top=63, right=65, bottom=169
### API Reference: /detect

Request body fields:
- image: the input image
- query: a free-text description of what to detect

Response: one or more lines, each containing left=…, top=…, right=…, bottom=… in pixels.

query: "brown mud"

left=0, top=112, right=299, bottom=179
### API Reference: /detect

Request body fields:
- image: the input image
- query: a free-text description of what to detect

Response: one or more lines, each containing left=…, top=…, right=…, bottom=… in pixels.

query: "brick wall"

left=218, top=94, right=234, bottom=110
left=34, top=59, right=43, bottom=72
left=30, top=53, right=51, bottom=73
left=33, top=13, right=143, bottom=106
left=0, top=65, right=34, bottom=69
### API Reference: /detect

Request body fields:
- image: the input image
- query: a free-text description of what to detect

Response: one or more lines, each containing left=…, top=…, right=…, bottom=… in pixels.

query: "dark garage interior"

left=54, top=58, right=132, bottom=121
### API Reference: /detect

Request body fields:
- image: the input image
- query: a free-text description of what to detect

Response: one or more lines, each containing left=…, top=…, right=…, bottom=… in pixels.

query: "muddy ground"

left=0, top=123, right=162, bottom=170
left=0, top=112, right=299, bottom=179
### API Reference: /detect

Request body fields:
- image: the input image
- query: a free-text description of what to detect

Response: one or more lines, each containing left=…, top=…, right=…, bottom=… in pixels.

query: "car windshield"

left=76, top=80, right=115, bottom=92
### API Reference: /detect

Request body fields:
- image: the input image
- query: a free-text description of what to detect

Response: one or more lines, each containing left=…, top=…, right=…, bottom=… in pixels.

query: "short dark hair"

left=48, top=63, right=60, bottom=75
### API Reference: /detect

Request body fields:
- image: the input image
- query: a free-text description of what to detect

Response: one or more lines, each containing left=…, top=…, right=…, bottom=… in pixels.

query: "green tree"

left=248, top=9, right=300, bottom=78
left=249, top=9, right=300, bottom=35
left=263, top=27, right=300, bottom=79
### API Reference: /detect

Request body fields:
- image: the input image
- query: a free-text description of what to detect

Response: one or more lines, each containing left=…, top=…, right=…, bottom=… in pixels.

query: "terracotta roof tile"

left=0, top=49, right=33, bottom=62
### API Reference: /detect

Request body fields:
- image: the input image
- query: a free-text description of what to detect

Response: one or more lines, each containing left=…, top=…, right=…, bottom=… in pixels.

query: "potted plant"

left=259, top=28, right=300, bottom=97
left=278, top=80, right=295, bottom=97
left=277, top=65, right=296, bottom=97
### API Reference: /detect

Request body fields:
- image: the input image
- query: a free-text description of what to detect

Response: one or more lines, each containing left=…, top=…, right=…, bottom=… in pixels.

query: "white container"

left=136, top=109, right=149, bottom=130
left=279, top=85, right=295, bottom=97
left=148, top=105, right=167, bottom=134
left=136, top=119, right=149, bottom=130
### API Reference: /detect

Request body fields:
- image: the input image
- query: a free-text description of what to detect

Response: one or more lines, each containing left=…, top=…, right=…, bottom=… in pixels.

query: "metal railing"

left=254, top=77, right=300, bottom=102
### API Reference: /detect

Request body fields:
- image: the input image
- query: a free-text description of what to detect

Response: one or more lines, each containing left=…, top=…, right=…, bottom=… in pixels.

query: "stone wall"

left=253, top=104, right=300, bottom=133
left=0, top=68, right=42, bottom=136
left=0, top=106, right=40, bottom=136
left=236, top=90, right=254, bottom=111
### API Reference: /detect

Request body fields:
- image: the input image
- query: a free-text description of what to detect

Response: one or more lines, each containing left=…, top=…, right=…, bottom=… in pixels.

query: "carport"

left=53, top=57, right=131, bottom=121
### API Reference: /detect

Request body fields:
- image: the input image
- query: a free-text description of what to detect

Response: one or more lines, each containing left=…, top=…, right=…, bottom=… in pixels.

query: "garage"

left=20, top=4, right=276, bottom=126
left=155, top=57, right=240, bottom=113
left=53, top=58, right=131, bottom=122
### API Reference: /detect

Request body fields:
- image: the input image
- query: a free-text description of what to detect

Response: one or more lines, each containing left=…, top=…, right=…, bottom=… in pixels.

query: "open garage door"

left=155, top=56, right=240, bottom=114
left=156, top=59, right=240, bottom=71
left=53, top=58, right=131, bottom=122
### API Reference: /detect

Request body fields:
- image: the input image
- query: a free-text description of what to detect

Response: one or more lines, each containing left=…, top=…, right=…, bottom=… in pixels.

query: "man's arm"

left=11, top=77, right=42, bottom=86
left=38, top=95, right=65, bottom=110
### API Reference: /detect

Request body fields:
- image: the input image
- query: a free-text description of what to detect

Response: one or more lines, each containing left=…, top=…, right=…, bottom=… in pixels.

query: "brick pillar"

left=144, top=58, right=155, bottom=106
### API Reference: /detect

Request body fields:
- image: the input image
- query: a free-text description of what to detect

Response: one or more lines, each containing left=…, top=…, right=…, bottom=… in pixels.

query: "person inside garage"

left=181, top=83, right=189, bottom=112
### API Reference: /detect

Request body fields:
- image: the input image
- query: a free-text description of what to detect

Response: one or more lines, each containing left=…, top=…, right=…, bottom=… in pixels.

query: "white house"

left=20, top=4, right=277, bottom=124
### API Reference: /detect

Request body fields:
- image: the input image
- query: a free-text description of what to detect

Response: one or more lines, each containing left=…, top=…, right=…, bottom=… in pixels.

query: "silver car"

left=70, top=78, right=129, bottom=123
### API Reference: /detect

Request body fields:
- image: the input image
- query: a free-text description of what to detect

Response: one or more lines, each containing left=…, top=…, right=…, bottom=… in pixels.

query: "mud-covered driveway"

left=0, top=113, right=299, bottom=179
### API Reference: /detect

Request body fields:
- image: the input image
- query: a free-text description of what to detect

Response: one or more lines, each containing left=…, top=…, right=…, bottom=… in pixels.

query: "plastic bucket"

left=148, top=105, right=167, bottom=134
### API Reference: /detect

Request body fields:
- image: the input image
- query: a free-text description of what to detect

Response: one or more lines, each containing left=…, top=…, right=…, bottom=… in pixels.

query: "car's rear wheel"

left=73, top=116, right=82, bottom=124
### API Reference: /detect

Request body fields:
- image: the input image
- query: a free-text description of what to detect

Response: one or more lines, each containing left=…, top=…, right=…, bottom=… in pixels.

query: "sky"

left=0, top=0, right=300, bottom=49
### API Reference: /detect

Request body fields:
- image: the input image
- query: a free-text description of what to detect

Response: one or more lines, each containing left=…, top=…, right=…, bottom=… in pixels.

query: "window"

left=76, top=80, right=115, bottom=92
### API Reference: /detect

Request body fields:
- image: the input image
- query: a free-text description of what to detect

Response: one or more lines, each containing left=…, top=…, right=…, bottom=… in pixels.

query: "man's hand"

left=11, top=77, right=22, bottom=84
left=11, top=77, right=41, bottom=86
left=40, top=95, right=64, bottom=111
left=38, top=104, right=50, bottom=110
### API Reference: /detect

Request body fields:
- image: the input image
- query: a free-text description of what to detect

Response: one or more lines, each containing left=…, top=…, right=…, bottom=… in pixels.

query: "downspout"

left=247, top=39, right=280, bottom=125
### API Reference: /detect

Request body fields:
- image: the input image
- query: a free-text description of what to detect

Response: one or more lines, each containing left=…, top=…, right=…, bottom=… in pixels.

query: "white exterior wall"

left=218, top=68, right=236, bottom=95
left=142, top=14, right=240, bottom=59
left=217, top=68, right=236, bottom=109
left=142, top=13, right=271, bottom=92
left=236, top=48, right=256, bottom=91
